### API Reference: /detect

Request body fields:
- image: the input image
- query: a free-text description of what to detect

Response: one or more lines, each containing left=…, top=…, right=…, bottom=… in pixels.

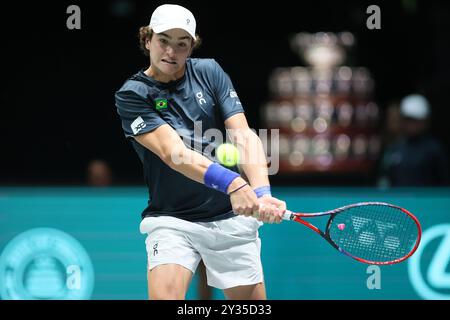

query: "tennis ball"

left=216, top=143, right=240, bottom=167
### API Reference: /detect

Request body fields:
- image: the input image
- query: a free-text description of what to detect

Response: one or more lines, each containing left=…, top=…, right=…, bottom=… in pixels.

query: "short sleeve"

left=115, top=88, right=166, bottom=139
left=211, top=60, right=245, bottom=120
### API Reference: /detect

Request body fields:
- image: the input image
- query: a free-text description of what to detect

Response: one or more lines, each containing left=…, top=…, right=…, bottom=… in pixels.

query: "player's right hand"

left=228, top=178, right=259, bottom=217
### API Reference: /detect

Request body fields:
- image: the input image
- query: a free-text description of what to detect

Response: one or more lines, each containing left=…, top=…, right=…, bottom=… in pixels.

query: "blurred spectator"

left=378, top=94, right=449, bottom=187
left=382, top=102, right=403, bottom=144
left=86, top=159, right=113, bottom=186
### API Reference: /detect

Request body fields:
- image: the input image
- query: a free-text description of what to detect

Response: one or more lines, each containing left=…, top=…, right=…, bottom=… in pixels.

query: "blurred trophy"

left=263, top=31, right=380, bottom=175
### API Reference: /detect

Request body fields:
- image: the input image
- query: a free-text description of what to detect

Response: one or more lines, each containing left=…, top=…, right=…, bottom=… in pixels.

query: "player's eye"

left=159, top=38, right=168, bottom=44
left=178, top=42, right=187, bottom=48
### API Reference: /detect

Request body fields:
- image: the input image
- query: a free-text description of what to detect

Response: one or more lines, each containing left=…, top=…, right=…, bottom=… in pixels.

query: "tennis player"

left=115, top=4, right=285, bottom=300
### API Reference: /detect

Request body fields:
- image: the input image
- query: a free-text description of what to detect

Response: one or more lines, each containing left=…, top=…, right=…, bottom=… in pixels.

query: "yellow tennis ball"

left=216, top=143, right=240, bottom=167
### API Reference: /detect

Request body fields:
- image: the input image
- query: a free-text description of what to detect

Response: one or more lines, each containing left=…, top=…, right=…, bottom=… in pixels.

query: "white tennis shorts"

left=139, top=214, right=264, bottom=290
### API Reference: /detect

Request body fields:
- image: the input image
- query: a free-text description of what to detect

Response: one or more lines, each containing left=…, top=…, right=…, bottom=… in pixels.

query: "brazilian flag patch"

left=155, top=99, right=168, bottom=110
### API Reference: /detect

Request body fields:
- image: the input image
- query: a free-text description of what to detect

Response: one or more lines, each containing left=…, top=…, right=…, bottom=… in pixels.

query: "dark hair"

left=138, top=26, right=202, bottom=56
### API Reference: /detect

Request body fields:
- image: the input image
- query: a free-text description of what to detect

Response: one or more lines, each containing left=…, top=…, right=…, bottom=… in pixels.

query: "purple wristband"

left=204, top=163, right=240, bottom=194
left=254, top=186, right=271, bottom=198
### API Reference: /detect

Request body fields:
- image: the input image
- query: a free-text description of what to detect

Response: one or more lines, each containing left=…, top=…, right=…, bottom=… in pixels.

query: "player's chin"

left=159, top=62, right=181, bottom=74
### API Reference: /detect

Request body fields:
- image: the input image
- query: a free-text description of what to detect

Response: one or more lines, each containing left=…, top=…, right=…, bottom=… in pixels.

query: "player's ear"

left=145, top=39, right=151, bottom=51
left=187, top=41, right=194, bottom=57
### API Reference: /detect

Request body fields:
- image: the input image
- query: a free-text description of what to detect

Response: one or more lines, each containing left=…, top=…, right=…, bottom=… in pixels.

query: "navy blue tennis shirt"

left=115, top=58, right=244, bottom=222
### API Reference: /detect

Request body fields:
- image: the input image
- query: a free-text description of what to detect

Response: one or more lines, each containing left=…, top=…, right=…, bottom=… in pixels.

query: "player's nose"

left=165, top=45, right=176, bottom=57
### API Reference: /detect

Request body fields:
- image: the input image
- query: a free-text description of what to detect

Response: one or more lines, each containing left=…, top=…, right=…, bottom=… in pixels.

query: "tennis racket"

left=282, top=202, right=422, bottom=265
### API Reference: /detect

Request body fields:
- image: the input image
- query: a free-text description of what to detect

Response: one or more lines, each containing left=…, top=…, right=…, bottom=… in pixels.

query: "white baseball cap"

left=149, top=4, right=196, bottom=39
left=400, top=94, right=430, bottom=120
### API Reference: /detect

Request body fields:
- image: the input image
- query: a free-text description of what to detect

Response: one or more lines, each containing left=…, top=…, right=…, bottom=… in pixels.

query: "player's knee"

left=149, top=280, right=186, bottom=300
left=150, top=289, right=185, bottom=300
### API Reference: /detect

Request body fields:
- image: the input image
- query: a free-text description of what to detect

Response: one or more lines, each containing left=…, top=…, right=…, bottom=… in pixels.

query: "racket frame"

left=282, top=202, right=422, bottom=265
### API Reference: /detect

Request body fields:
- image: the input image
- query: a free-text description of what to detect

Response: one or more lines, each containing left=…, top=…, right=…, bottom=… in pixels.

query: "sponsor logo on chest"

left=195, top=91, right=207, bottom=106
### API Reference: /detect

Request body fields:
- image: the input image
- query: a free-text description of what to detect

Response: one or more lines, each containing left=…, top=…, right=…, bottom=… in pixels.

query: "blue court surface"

left=1, top=187, right=449, bottom=300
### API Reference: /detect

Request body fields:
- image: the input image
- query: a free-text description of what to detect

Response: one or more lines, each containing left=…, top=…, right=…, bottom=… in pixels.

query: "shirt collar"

left=139, top=59, right=190, bottom=92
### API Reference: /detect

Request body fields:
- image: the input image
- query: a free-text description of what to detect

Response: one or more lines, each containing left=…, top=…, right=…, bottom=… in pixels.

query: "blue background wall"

left=1, top=187, right=449, bottom=300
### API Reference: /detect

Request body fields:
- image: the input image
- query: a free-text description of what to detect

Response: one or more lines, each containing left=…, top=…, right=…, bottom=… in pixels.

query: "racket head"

left=323, top=202, right=422, bottom=265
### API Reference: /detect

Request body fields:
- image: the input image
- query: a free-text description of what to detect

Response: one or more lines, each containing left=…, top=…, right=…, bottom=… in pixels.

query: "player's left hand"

left=256, top=195, right=286, bottom=224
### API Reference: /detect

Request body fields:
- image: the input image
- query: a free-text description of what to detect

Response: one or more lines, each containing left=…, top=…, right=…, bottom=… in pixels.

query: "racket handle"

left=282, top=210, right=294, bottom=221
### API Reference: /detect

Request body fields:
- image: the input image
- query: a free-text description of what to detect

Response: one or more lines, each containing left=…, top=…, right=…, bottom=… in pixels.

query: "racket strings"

left=328, top=204, right=419, bottom=263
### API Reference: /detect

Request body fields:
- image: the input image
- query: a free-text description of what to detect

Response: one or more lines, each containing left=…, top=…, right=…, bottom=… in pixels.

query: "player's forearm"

left=135, top=130, right=212, bottom=184
left=163, top=142, right=213, bottom=184
left=242, top=163, right=270, bottom=189
left=233, top=129, right=270, bottom=189
left=164, top=142, right=247, bottom=193
left=135, top=127, right=244, bottom=194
